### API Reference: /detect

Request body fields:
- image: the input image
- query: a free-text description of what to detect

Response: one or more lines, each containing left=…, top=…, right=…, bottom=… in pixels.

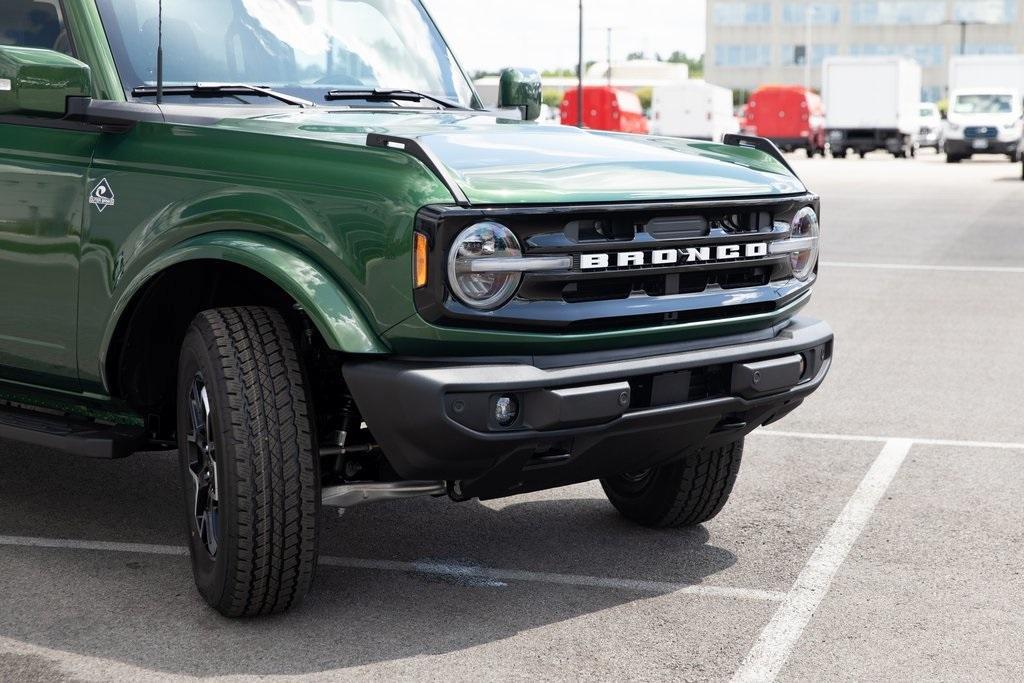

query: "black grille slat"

left=965, top=126, right=998, bottom=139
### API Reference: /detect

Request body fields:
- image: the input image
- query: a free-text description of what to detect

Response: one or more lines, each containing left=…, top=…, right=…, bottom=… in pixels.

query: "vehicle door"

left=0, top=0, right=94, bottom=390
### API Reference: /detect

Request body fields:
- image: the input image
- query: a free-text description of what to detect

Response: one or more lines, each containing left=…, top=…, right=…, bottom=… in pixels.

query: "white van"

left=944, top=89, right=1023, bottom=163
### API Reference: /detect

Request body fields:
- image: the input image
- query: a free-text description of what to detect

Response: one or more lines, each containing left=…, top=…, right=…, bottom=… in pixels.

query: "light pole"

left=578, top=0, right=584, bottom=128
left=944, top=20, right=984, bottom=55
left=602, top=27, right=610, bottom=87
left=803, top=4, right=812, bottom=91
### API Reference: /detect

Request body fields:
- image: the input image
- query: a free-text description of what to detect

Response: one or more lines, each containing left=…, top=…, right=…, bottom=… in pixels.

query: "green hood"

left=213, top=110, right=806, bottom=205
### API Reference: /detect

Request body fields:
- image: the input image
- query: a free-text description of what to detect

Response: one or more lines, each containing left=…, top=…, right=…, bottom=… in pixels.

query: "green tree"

left=634, top=86, right=653, bottom=110
left=665, top=51, right=704, bottom=78
left=542, top=88, right=564, bottom=109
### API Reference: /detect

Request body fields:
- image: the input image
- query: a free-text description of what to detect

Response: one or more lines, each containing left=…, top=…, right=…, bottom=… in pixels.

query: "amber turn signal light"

left=414, top=232, right=428, bottom=288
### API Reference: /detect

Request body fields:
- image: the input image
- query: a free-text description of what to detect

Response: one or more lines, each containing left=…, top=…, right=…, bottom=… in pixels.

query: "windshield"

left=96, top=0, right=477, bottom=107
left=952, top=94, right=1013, bottom=115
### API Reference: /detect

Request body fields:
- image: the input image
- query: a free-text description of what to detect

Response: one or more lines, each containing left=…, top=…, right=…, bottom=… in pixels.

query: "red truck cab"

left=561, top=86, right=649, bottom=134
left=743, top=85, right=826, bottom=156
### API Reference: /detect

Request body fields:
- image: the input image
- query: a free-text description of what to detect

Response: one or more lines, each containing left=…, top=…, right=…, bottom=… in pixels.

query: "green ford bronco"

left=0, top=0, right=832, bottom=616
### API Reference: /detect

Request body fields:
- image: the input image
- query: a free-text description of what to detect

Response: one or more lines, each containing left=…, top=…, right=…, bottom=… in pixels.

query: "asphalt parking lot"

left=1, top=152, right=1022, bottom=682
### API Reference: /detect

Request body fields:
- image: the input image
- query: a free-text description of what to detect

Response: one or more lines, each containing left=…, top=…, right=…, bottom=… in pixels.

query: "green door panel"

left=0, top=121, right=96, bottom=390
left=97, top=232, right=386, bottom=388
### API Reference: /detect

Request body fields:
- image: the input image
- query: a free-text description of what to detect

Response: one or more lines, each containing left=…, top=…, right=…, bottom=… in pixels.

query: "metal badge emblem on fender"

left=578, top=243, right=770, bottom=270
left=89, top=179, right=116, bottom=213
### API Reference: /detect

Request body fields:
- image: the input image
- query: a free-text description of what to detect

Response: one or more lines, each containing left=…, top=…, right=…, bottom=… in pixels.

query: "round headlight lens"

left=790, top=207, right=820, bottom=281
left=448, top=222, right=523, bottom=310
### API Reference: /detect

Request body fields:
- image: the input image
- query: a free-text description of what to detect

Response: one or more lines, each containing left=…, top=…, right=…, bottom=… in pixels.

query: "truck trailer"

left=650, top=80, right=738, bottom=141
left=822, top=56, right=922, bottom=159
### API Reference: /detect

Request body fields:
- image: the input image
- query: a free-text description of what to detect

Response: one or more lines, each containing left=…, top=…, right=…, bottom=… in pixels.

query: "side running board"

left=723, top=133, right=800, bottom=178
left=0, top=403, right=147, bottom=459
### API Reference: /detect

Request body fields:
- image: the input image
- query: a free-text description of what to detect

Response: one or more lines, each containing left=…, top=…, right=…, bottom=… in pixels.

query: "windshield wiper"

left=131, top=83, right=314, bottom=108
left=324, top=88, right=466, bottom=110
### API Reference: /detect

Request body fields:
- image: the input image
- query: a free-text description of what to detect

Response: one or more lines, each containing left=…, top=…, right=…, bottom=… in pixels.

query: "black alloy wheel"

left=185, top=372, right=220, bottom=558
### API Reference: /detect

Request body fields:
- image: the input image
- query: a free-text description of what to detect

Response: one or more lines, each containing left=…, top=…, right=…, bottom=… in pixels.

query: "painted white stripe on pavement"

left=0, top=534, right=783, bottom=602
left=0, top=535, right=187, bottom=556
left=731, top=438, right=915, bottom=683
left=753, top=429, right=1024, bottom=451
left=823, top=260, right=1024, bottom=274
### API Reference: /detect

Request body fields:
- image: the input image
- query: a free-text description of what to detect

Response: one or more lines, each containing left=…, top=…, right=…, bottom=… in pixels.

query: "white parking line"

left=0, top=534, right=784, bottom=603
left=823, top=260, right=1024, bottom=274
left=731, top=439, right=915, bottom=683
left=754, top=429, right=1024, bottom=451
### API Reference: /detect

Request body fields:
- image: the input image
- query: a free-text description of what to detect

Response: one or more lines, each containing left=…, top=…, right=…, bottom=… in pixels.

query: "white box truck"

left=822, top=56, right=922, bottom=158
left=650, top=81, right=739, bottom=141
left=945, top=55, right=1024, bottom=163
left=949, top=54, right=1024, bottom=94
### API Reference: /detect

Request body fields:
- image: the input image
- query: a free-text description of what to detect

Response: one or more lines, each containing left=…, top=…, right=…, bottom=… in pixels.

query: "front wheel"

left=177, top=306, right=320, bottom=617
left=600, top=439, right=744, bottom=529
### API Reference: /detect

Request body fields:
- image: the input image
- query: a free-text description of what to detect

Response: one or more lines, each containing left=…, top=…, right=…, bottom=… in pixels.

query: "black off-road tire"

left=176, top=306, right=319, bottom=617
left=600, top=439, right=744, bottom=529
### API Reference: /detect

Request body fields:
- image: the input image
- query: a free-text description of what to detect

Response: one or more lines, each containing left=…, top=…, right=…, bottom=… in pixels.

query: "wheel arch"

left=101, top=232, right=386, bottom=424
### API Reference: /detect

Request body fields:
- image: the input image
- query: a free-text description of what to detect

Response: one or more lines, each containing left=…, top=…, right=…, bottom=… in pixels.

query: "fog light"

left=494, top=395, right=519, bottom=427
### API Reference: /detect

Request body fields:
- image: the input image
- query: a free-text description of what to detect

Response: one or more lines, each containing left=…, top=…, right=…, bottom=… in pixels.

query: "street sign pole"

left=578, top=0, right=585, bottom=128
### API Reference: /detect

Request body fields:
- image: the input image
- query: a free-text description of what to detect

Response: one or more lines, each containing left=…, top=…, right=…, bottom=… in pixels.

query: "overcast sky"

left=423, top=0, right=707, bottom=74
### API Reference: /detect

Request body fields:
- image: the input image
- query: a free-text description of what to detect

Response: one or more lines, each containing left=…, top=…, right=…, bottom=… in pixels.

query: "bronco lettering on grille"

left=579, top=243, right=770, bottom=270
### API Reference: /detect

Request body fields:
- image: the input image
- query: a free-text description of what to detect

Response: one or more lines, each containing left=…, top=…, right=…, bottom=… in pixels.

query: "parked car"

left=0, top=0, right=830, bottom=618
left=560, top=86, right=649, bottom=133
left=916, top=102, right=944, bottom=152
left=649, top=80, right=738, bottom=142
left=742, top=85, right=826, bottom=157
left=944, top=89, right=1023, bottom=163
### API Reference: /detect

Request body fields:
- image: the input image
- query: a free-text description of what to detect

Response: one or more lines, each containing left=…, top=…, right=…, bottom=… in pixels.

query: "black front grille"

left=965, top=126, right=998, bottom=139
left=557, top=266, right=773, bottom=304
left=414, top=194, right=817, bottom=333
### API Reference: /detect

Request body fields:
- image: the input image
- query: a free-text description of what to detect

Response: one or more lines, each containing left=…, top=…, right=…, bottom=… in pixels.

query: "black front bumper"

left=344, top=317, right=833, bottom=500
left=945, top=138, right=1018, bottom=156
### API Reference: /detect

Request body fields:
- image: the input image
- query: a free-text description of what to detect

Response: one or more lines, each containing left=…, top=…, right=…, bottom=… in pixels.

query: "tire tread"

left=188, top=306, right=318, bottom=617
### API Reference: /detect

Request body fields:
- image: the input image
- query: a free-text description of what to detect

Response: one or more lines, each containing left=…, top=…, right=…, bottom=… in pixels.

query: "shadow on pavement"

left=0, top=442, right=738, bottom=677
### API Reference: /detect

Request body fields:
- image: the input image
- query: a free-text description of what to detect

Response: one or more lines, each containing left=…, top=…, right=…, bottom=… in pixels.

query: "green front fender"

left=101, top=232, right=388, bottom=379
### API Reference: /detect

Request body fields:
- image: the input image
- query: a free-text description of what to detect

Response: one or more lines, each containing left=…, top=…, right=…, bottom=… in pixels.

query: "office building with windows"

left=705, top=1, right=1024, bottom=101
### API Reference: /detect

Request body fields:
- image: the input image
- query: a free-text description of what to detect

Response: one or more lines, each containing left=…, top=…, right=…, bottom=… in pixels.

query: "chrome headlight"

left=447, top=222, right=572, bottom=310
left=448, top=222, right=523, bottom=310
left=769, top=207, right=820, bottom=281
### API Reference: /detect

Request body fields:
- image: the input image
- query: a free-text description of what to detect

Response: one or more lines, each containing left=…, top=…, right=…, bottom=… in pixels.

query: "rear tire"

left=600, top=439, right=744, bottom=529
left=946, top=154, right=961, bottom=164
left=176, top=306, right=319, bottom=617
